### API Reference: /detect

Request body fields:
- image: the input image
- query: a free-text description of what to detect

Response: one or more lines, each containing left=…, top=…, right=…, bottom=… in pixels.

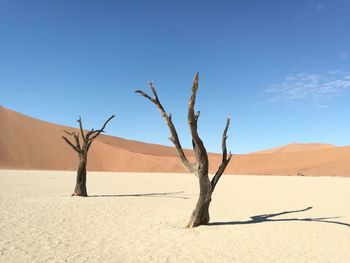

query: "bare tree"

left=62, top=115, right=115, bottom=197
left=136, top=73, right=232, bottom=227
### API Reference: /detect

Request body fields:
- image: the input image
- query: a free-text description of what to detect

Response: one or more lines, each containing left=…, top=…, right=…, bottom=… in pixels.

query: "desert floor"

left=0, top=170, right=349, bottom=263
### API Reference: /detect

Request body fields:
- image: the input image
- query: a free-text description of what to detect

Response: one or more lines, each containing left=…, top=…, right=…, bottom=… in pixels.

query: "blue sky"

left=1, top=0, right=350, bottom=153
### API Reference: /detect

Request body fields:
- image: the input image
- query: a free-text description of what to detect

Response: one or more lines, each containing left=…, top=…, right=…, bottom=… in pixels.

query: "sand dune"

left=232, top=145, right=350, bottom=176
left=0, top=106, right=349, bottom=176
left=1, top=170, right=349, bottom=262
left=0, top=106, right=187, bottom=173
left=252, top=143, right=336, bottom=154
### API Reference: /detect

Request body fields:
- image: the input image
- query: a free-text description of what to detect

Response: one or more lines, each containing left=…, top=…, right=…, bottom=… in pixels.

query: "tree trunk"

left=136, top=74, right=232, bottom=228
left=187, top=171, right=213, bottom=228
left=72, top=157, right=87, bottom=197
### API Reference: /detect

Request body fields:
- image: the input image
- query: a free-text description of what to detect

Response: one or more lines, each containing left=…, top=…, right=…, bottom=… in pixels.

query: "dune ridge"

left=0, top=106, right=349, bottom=176
left=252, top=143, right=337, bottom=155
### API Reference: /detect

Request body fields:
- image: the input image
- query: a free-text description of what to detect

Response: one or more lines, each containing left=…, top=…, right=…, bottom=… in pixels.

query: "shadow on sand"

left=89, top=191, right=189, bottom=199
left=209, top=206, right=350, bottom=228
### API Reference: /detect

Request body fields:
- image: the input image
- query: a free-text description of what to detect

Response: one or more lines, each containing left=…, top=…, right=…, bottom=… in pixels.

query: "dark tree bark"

left=62, top=115, right=115, bottom=197
left=73, top=157, right=87, bottom=196
left=136, top=73, right=232, bottom=227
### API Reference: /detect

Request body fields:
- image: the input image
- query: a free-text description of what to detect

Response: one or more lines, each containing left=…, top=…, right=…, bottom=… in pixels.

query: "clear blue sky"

left=1, top=0, right=350, bottom=153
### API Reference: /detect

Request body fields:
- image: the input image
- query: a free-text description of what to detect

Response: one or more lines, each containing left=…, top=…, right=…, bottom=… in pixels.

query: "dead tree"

left=136, top=73, right=232, bottom=227
left=62, top=115, right=115, bottom=197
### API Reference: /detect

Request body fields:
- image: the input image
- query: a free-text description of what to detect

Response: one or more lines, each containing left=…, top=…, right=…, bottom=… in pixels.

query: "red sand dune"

left=0, top=106, right=349, bottom=176
left=251, top=143, right=336, bottom=154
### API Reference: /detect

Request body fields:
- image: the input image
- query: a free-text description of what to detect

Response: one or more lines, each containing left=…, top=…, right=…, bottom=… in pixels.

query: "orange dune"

left=0, top=106, right=187, bottom=173
left=0, top=106, right=349, bottom=176
left=251, top=143, right=336, bottom=154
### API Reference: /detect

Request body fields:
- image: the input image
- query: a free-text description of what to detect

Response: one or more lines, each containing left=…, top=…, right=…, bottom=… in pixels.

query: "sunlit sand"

left=1, top=170, right=349, bottom=262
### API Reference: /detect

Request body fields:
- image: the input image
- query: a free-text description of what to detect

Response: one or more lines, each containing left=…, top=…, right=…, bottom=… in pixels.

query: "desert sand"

left=251, top=143, right=337, bottom=154
left=1, top=170, right=349, bottom=263
left=1, top=106, right=350, bottom=176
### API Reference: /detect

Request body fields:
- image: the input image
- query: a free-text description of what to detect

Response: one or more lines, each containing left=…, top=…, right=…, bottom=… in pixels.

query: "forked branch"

left=211, top=116, right=232, bottom=191
left=77, top=116, right=86, bottom=142
left=137, top=72, right=232, bottom=227
left=62, top=135, right=80, bottom=153
left=188, top=73, right=207, bottom=158
left=87, top=115, right=115, bottom=141
left=136, top=83, right=195, bottom=173
left=62, top=115, right=115, bottom=155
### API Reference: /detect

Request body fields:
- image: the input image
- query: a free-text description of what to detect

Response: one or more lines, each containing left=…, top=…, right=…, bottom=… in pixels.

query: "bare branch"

left=87, top=139, right=93, bottom=151
left=88, top=115, right=115, bottom=141
left=211, top=115, right=232, bottom=191
left=135, top=90, right=154, bottom=103
left=85, top=129, right=95, bottom=140
left=62, top=136, right=80, bottom=153
left=63, top=130, right=73, bottom=136
left=77, top=116, right=86, bottom=142
left=188, top=73, right=208, bottom=163
left=148, top=81, right=159, bottom=101
left=88, top=130, right=105, bottom=141
left=135, top=85, right=195, bottom=173
left=191, top=111, right=201, bottom=155
left=63, top=129, right=81, bottom=152
left=62, top=115, right=114, bottom=155
left=73, top=133, right=81, bottom=152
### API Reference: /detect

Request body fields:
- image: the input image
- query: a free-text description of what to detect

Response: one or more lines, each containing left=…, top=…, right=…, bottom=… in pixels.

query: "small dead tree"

left=136, top=73, right=232, bottom=227
left=62, top=115, right=115, bottom=197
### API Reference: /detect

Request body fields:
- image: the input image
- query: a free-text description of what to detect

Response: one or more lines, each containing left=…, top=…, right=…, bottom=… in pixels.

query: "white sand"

left=0, top=170, right=349, bottom=263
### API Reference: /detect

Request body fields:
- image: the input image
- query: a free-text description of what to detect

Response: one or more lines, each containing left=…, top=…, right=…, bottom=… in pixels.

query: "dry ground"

left=0, top=170, right=349, bottom=262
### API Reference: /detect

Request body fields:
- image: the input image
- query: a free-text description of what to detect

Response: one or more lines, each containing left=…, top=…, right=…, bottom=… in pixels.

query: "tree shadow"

left=89, top=191, right=189, bottom=199
left=209, top=206, right=350, bottom=228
